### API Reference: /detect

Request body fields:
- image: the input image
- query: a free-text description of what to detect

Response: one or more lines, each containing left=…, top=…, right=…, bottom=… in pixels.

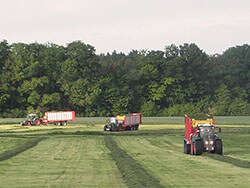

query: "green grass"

left=0, top=121, right=250, bottom=187
left=1, top=116, right=250, bottom=125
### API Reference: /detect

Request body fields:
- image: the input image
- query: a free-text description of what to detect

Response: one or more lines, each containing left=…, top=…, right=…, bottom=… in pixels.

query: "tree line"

left=0, top=40, right=250, bottom=117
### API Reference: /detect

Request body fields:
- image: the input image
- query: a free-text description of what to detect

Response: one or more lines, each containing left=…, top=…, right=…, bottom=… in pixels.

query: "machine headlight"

left=205, top=141, right=209, bottom=145
left=210, top=140, right=214, bottom=145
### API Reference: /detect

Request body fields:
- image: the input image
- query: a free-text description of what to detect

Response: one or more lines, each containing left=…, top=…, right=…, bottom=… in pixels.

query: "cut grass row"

left=104, top=136, right=163, bottom=188
left=1, top=124, right=250, bottom=187
left=0, top=136, right=126, bottom=188
left=0, top=137, right=47, bottom=162
left=115, top=132, right=250, bottom=187
left=1, top=116, right=250, bottom=125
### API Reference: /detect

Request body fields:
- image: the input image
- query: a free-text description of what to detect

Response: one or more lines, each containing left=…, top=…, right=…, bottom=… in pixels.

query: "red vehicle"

left=21, top=111, right=75, bottom=126
left=41, top=111, right=75, bottom=125
left=104, top=113, right=142, bottom=131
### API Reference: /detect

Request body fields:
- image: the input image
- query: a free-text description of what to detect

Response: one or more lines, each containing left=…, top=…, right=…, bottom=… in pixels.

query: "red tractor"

left=184, top=115, right=223, bottom=155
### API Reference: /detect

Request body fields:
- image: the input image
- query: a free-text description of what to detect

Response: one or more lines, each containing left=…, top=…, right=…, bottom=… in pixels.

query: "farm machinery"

left=104, top=113, right=142, bottom=131
left=184, top=114, right=223, bottom=155
left=21, top=111, right=75, bottom=126
left=21, top=114, right=41, bottom=126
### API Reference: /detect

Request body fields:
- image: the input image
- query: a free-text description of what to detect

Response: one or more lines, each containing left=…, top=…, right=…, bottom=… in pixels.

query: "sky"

left=1, top=0, right=250, bottom=55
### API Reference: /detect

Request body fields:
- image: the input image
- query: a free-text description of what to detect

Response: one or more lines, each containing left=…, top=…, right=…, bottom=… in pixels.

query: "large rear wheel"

left=35, top=119, right=41, bottom=125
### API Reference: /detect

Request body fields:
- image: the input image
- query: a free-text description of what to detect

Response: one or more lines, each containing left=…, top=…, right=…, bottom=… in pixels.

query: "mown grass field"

left=0, top=117, right=250, bottom=187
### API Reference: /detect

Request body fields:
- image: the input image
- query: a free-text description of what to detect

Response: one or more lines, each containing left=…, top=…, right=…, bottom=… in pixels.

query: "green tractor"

left=21, top=114, right=41, bottom=126
left=184, top=115, right=223, bottom=155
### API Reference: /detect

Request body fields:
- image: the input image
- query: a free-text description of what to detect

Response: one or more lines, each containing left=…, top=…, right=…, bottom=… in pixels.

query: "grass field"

left=0, top=117, right=250, bottom=187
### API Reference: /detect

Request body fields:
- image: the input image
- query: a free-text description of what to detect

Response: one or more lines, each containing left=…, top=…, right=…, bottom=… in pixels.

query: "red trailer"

left=41, top=111, right=75, bottom=126
left=104, top=113, right=142, bottom=131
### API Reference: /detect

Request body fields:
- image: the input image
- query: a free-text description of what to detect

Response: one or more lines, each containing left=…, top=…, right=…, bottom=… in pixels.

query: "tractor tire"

left=104, top=126, right=107, bottom=131
left=184, top=140, right=191, bottom=154
left=184, top=140, right=188, bottom=154
left=187, top=143, right=191, bottom=154
left=27, top=121, right=31, bottom=126
left=215, top=139, right=223, bottom=155
left=194, top=140, right=202, bottom=155
left=35, top=119, right=41, bottom=126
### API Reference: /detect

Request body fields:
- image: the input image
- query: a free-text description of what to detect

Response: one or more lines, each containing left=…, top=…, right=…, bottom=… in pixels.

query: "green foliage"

left=140, top=101, right=160, bottom=116
left=0, top=40, right=250, bottom=116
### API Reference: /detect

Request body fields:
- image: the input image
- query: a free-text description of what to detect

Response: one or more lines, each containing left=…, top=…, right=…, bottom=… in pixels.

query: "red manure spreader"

left=21, top=111, right=75, bottom=126
left=104, top=113, right=142, bottom=131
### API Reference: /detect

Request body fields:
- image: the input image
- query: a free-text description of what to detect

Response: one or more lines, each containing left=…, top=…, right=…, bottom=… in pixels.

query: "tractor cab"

left=104, top=117, right=119, bottom=131
left=27, top=114, right=37, bottom=120
left=21, top=114, right=41, bottom=126
left=198, top=124, right=214, bottom=135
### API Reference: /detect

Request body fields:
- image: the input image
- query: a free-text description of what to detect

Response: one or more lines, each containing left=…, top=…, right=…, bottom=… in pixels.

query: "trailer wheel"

left=56, top=122, right=61, bottom=126
left=215, top=139, right=223, bottom=155
left=194, top=140, right=202, bottom=155
left=62, top=121, right=67, bottom=126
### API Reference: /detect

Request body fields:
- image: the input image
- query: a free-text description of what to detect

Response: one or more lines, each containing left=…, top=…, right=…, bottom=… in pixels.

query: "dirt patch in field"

left=104, top=136, right=164, bottom=188
left=0, top=137, right=47, bottom=162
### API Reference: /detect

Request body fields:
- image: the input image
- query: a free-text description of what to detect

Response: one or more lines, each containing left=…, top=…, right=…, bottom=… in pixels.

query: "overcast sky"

left=1, top=0, right=250, bottom=54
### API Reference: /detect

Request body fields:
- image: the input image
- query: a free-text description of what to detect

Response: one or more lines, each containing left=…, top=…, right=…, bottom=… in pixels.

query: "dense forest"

left=0, top=40, right=250, bottom=117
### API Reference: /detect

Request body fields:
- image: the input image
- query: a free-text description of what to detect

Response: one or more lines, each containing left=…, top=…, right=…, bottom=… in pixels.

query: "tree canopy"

left=0, top=40, right=250, bottom=117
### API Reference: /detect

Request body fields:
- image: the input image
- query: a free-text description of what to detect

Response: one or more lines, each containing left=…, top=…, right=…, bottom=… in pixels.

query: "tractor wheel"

left=184, top=140, right=191, bottom=154
left=35, top=119, right=41, bottom=126
left=27, top=121, right=31, bottom=126
left=187, top=143, right=191, bottom=154
left=184, top=140, right=188, bottom=154
left=194, top=140, right=202, bottom=155
left=104, top=126, right=107, bottom=131
left=215, top=139, right=223, bottom=155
